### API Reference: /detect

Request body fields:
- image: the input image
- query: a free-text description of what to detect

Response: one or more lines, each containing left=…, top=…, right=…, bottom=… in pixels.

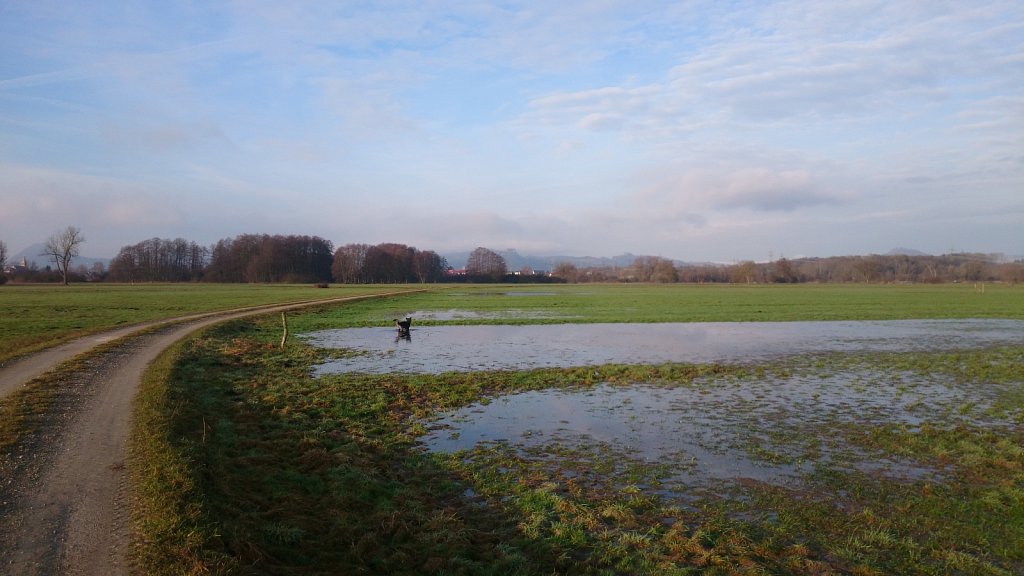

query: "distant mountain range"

left=885, top=247, right=930, bottom=256
left=8, top=243, right=111, bottom=269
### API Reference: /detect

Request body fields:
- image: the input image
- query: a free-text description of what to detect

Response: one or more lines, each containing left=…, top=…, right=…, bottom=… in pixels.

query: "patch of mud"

left=305, top=319, right=1024, bottom=375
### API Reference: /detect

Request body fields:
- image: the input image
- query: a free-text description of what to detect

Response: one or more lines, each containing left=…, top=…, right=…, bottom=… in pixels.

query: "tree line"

left=4, top=230, right=1022, bottom=285
left=105, top=234, right=337, bottom=283
left=1, top=232, right=518, bottom=285
left=204, top=234, right=334, bottom=283
left=108, top=237, right=209, bottom=282
left=332, top=243, right=447, bottom=283
left=551, top=253, right=1024, bottom=284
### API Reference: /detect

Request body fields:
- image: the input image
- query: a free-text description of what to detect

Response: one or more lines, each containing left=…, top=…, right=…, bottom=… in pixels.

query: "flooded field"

left=149, top=287, right=1024, bottom=574
left=304, top=318, right=1024, bottom=507
left=304, top=318, right=1024, bottom=375
left=420, top=367, right=1005, bottom=496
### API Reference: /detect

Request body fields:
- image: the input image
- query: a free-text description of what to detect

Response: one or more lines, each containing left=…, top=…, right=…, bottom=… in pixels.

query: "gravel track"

left=0, top=292, right=414, bottom=575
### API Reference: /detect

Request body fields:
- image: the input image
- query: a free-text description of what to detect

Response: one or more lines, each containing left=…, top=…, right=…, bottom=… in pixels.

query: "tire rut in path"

left=1, top=325, right=194, bottom=575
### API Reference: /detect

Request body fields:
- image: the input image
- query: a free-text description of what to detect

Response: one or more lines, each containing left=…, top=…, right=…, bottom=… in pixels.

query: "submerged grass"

left=131, top=300, right=1024, bottom=574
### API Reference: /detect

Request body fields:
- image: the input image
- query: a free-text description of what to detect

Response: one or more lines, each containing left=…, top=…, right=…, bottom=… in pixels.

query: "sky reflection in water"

left=305, top=319, right=1024, bottom=375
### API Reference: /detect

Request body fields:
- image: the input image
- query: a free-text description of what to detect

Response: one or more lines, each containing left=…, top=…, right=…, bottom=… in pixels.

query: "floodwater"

left=420, top=369, right=991, bottom=489
left=304, top=319, right=1024, bottom=375
left=303, top=318, right=1024, bottom=492
left=424, top=383, right=807, bottom=486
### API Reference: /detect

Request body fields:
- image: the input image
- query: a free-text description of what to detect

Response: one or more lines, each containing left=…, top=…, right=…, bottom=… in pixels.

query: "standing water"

left=303, top=319, right=1024, bottom=493
left=304, top=319, right=1024, bottom=375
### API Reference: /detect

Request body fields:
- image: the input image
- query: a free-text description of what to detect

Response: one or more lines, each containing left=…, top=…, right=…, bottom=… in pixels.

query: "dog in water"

left=394, top=316, right=412, bottom=336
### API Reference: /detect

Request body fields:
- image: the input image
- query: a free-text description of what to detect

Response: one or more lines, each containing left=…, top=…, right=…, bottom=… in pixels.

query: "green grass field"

left=0, top=283, right=406, bottom=364
left=127, top=283, right=1024, bottom=575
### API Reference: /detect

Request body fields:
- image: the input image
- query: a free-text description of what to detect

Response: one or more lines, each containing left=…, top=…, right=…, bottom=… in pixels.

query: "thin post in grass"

left=280, top=312, right=289, bottom=349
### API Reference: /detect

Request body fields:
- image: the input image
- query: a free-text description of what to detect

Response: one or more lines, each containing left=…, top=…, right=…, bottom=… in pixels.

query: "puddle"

left=423, top=383, right=808, bottom=486
left=304, top=319, right=1024, bottom=375
left=420, top=366, right=1003, bottom=493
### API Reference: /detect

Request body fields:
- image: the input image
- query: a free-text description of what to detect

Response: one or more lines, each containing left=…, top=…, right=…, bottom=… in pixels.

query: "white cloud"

left=578, top=113, right=624, bottom=131
left=712, top=169, right=839, bottom=211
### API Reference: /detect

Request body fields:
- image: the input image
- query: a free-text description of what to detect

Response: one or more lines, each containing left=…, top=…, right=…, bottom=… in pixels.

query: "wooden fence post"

left=280, top=312, right=289, bottom=348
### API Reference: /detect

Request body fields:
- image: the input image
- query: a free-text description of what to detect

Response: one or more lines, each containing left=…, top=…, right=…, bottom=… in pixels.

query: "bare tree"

left=465, top=247, right=507, bottom=282
left=730, top=261, right=758, bottom=284
left=652, top=258, right=678, bottom=283
left=552, top=261, right=578, bottom=283
left=412, top=250, right=446, bottom=283
left=42, top=226, right=86, bottom=285
left=332, top=243, right=370, bottom=283
left=771, top=257, right=799, bottom=283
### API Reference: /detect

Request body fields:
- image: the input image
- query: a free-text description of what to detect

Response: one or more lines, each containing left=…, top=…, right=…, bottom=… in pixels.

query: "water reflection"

left=304, top=319, right=1024, bottom=375
left=423, top=383, right=807, bottom=485
left=420, top=364, right=1011, bottom=490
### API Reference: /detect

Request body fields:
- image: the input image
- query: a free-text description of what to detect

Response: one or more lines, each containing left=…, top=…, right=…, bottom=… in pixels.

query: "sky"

left=1, top=1, right=1022, bottom=263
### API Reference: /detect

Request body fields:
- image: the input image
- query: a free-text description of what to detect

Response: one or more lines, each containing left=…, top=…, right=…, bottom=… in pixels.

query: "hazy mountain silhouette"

left=10, top=243, right=110, bottom=269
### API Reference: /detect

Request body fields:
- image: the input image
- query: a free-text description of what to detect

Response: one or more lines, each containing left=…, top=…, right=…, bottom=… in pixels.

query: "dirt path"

left=0, top=325, right=144, bottom=400
left=0, top=292, right=416, bottom=575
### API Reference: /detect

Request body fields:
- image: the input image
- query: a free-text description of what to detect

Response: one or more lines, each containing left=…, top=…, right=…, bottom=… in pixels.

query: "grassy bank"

left=130, top=285, right=1024, bottom=574
left=0, top=283, right=403, bottom=364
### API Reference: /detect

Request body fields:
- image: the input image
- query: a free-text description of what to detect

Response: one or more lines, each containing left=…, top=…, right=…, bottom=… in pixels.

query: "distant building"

left=3, top=257, right=29, bottom=275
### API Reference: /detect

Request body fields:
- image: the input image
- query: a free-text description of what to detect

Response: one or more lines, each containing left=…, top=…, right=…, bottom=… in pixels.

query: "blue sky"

left=2, top=1, right=1022, bottom=262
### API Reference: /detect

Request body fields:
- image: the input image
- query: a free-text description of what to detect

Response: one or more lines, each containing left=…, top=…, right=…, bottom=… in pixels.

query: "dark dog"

left=394, top=316, right=412, bottom=335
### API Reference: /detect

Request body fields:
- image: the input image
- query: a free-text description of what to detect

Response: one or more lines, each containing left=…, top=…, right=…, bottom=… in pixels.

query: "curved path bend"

left=0, top=291, right=417, bottom=575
